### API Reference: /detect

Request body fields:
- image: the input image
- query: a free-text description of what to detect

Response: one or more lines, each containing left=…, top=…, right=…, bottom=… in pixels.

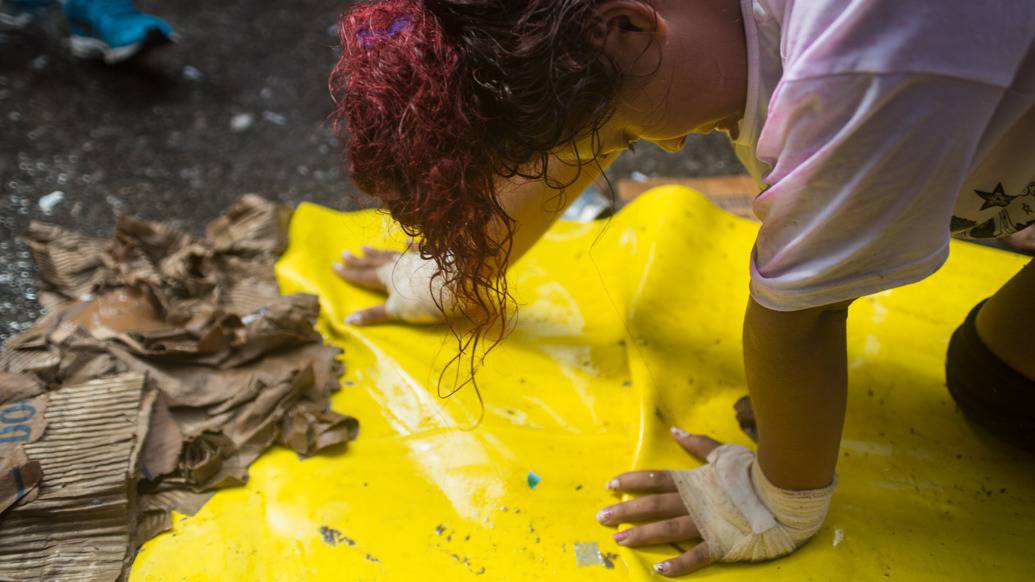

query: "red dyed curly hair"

left=330, top=0, right=628, bottom=374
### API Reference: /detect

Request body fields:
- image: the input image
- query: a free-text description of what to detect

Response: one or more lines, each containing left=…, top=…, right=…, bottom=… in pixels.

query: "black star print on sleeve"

left=975, top=182, right=1018, bottom=210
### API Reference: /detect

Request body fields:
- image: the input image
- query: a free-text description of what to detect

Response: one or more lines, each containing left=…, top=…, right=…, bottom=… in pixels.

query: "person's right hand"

left=599, top=428, right=837, bottom=576
left=333, top=246, right=451, bottom=326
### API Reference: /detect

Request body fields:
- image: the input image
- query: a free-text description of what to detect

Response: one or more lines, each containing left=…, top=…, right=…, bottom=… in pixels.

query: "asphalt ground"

left=0, top=0, right=744, bottom=343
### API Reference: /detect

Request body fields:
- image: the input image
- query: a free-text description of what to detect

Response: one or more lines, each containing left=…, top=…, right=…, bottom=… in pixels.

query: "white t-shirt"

left=731, top=0, right=1035, bottom=311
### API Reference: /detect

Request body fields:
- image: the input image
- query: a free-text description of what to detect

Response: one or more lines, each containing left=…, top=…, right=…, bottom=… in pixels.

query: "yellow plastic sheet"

left=132, top=187, right=1034, bottom=580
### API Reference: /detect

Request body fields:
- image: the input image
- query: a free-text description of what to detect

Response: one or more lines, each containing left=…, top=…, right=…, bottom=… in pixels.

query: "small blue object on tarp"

left=527, top=471, right=541, bottom=489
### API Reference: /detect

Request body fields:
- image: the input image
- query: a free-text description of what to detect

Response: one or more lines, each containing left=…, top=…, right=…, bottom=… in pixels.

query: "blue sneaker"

left=63, top=0, right=175, bottom=63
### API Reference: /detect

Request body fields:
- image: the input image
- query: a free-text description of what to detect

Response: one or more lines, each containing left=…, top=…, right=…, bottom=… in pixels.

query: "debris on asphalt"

left=230, top=112, right=255, bottom=132
left=36, top=190, right=62, bottom=215
left=181, top=65, right=203, bottom=81
left=262, top=110, right=287, bottom=126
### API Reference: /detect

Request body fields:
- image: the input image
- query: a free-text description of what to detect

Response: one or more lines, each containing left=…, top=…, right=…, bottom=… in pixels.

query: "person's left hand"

left=596, top=428, right=722, bottom=577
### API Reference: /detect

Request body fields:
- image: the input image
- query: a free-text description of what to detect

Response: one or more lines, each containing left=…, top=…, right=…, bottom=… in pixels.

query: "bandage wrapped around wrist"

left=375, top=252, right=453, bottom=324
left=670, top=444, right=836, bottom=562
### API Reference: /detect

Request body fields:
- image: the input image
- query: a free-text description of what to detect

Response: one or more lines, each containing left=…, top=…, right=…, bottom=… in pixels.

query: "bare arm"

left=743, top=296, right=851, bottom=489
left=495, top=152, right=619, bottom=266
left=596, top=296, right=851, bottom=577
left=335, top=152, right=618, bottom=324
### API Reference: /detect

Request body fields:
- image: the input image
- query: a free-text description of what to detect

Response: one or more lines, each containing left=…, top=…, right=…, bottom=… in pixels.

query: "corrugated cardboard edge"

left=0, top=373, right=153, bottom=582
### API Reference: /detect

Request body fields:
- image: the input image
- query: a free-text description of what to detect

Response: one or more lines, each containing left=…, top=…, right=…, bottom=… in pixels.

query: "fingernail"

left=613, top=530, right=629, bottom=544
left=670, top=426, right=690, bottom=438
left=341, top=251, right=355, bottom=259
left=345, top=314, right=361, bottom=325
left=596, top=509, right=612, bottom=523
left=654, top=561, right=670, bottom=573
left=607, top=479, right=620, bottom=491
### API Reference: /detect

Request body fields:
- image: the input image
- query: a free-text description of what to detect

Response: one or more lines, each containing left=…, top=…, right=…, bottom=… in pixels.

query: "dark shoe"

left=946, top=300, right=1035, bottom=452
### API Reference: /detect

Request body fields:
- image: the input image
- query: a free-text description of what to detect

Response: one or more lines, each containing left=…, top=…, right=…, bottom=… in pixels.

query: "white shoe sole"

left=67, top=29, right=172, bottom=64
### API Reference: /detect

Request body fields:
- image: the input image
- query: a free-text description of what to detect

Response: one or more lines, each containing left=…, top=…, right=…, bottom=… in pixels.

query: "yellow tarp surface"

left=133, top=187, right=1034, bottom=581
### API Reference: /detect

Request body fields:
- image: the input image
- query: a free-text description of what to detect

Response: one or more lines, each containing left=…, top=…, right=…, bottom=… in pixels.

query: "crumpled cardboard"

left=0, top=195, right=357, bottom=580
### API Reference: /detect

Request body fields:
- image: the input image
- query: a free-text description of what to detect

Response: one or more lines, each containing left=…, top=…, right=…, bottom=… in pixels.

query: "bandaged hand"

left=597, top=429, right=836, bottom=577
left=333, top=246, right=453, bottom=325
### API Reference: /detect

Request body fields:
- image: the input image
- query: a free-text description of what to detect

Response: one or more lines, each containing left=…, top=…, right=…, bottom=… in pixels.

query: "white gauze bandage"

left=375, top=252, right=454, bottom=324
left=670, top=444, right=836, bottom=562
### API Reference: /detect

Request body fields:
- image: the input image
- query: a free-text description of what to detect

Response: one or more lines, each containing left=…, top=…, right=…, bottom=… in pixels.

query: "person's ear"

left=589, top=1, right=667, bottom=71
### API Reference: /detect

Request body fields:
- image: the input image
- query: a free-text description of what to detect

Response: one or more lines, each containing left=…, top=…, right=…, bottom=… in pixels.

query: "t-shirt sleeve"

left=749, top=73, right=1004, bottom=311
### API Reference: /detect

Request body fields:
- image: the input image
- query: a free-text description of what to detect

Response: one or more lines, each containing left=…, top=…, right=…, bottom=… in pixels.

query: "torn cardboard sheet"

left=0, top=391, right=45, bottom=516
left=0, top=195, right=357, bottom=580
left=0, top=374, right=152, bottom=580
